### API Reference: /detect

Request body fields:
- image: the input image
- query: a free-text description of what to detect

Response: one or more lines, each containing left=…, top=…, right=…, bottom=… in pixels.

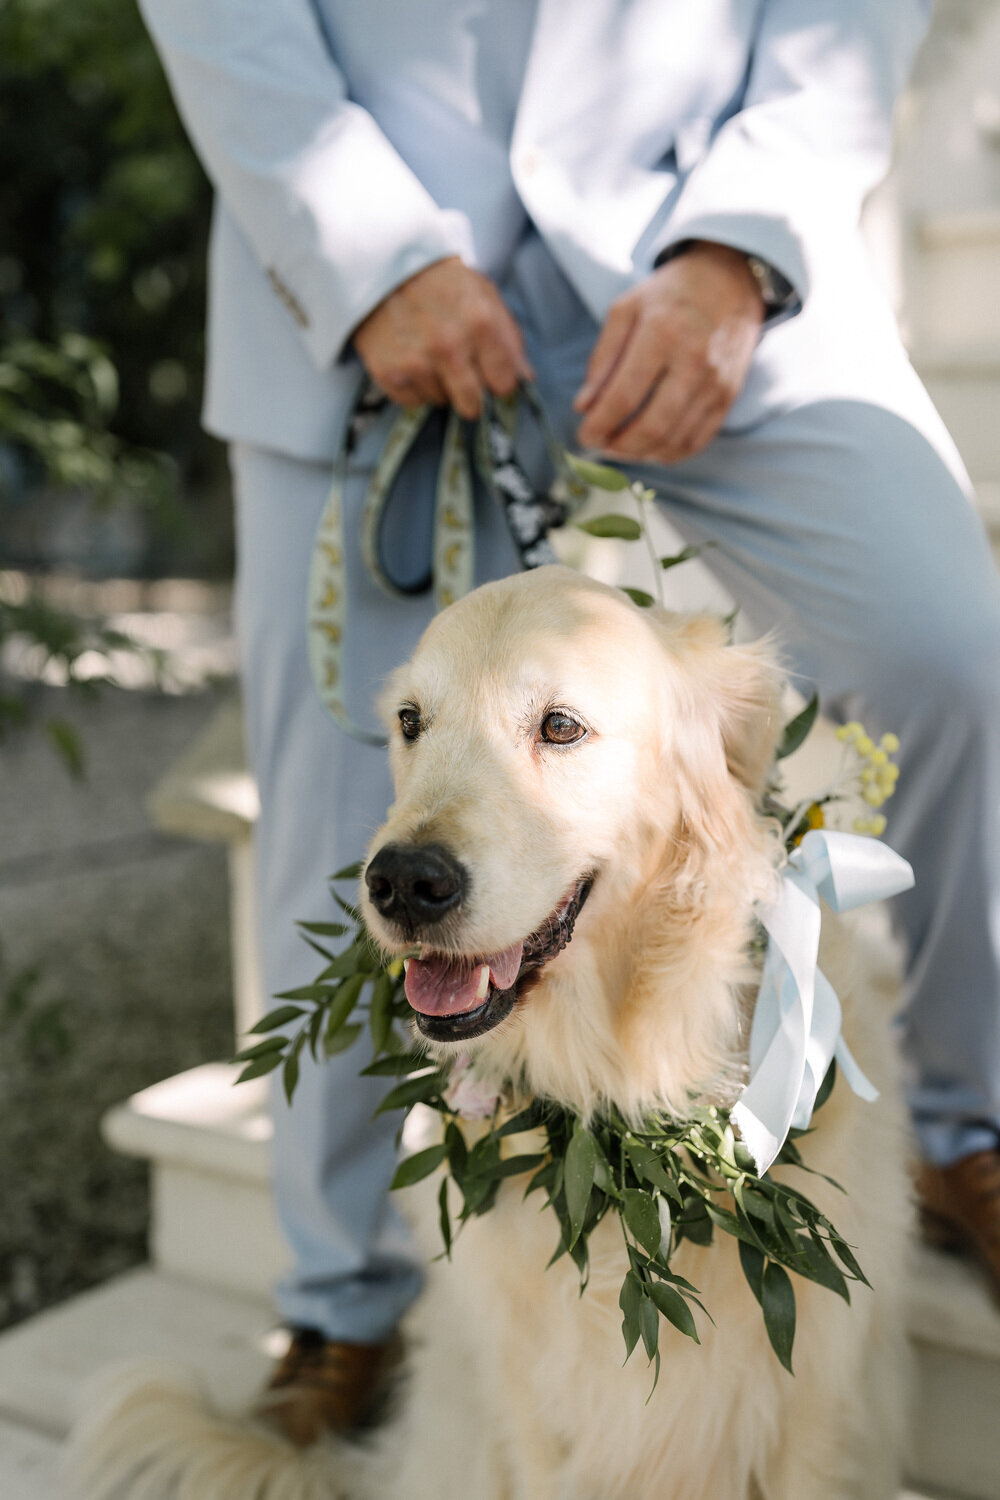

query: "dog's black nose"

left=365, top=843, right=467, bottom=930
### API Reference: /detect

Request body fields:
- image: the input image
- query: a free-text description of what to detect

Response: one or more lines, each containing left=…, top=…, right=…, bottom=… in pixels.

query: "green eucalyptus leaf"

left=233, top=1036, right=287, bottom=1063
left=829, top=1234, right=870, bottom=1288
left=621, top=586, right=654, bottom=608
left=564, top=1124, right=597, bottom=1248
left=796, top=1236, right=850, bottom=1302
left=624, top=1141, right=679, bottom=1197
left=639, top=1292, right=660, bottom=1361
left=623, top=1189, right=663, bottom=1259
left=324, top=973, right=367, bottom=1036
left=369, top=972, right=395, bottom=1054
left=307, top=1007, right=324, bottom=1061
left=776, top=691, right=820, bottom=761
left=248, top=1004, right=307, bottom=1033
left=564, top=453, right=630, bottom=491
left=330, top=860, right=364, bottom=880
left=361, top=1052, right=429, bottom=1077
left=494, top=1153, right=548, bottom=1179
left=319, top=949, right=362, bottom=979
left=576, top=513, right=642, bottom=541
left=438, top=1177, right=452, bottom=1258
left=659, top=544, right=706, bottom=571
left=235, top=1052, right=285, bottom=1084
left=272, top=984, right=334, bottom=1004
left=282, top=1048, right=300, bottom=1105
left=813, top=1060, right=837, bottom=1113
left=619, top=1272, right=643, bottom=1361
left=648, top=1280, right=700, bottom=1343
left=495, top=1105, right=545, bottom=1138
left=322, top=1021, right=363, bottom=1056
left=445, top=1122, right=468, bottom=1184
left=391, top=1143, right=448, bottom=1190
left=738, top=1240, right=766, bottom=1305
left=761, top=1262, right=796, bottom=1374
left=377, top=1070, right=448, bottom=1115
left=297, top=920, right=350, bottom=938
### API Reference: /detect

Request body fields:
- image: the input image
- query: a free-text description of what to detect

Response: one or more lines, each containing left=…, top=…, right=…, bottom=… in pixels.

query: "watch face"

left=747, top=256, right=794, bottom=312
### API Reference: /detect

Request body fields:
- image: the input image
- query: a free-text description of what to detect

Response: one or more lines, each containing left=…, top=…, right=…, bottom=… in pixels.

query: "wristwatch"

left=654, top=240, right=797, bottom=321
left=743, top=254, right=797, bottom=319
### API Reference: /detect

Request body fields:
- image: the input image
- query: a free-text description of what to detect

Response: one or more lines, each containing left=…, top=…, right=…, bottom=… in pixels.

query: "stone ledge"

left=146, top=694, right=258, bottom=844
left=102, top=1063, right=272, bottom=1186
left=0, top=1269, right=273, bottom=1439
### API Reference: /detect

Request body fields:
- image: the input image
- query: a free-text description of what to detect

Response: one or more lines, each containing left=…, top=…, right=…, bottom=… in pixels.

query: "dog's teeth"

left=475, top=965, right=491, bottom=1000
left=403, top=959, right=411, bottom=973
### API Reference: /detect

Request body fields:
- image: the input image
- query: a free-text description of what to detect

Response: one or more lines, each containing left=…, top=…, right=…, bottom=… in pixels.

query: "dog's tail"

left=63, top=1359, right=357, bottom=1500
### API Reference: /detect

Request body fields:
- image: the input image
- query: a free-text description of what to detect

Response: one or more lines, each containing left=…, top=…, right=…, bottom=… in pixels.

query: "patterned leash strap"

left=307, top=381, right=582, bottom=745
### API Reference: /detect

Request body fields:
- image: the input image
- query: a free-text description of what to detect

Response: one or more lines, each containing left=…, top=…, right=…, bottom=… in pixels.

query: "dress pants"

left=232, top=251, right=1000, bottom=1342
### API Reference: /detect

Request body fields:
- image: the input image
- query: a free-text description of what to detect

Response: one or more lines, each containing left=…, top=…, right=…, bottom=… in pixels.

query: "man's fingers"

left=577, top=321, right=671, bottom=448
left=670, top=394, right=730, bottom=461
left=437, top=345, right=485, bottom=419
left=574, top=301, right=635, bottom=414
left=475, top=316, right=529, bottom=398
left=602, top=363, right=711, bottom=460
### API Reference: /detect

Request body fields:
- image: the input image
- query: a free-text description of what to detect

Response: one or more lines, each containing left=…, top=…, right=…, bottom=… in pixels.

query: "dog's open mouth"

left=403, top=875, right=594, bottom=1043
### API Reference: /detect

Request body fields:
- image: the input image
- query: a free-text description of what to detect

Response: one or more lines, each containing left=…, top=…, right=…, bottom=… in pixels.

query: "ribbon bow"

left=732, top=829, right=914, bottom=1175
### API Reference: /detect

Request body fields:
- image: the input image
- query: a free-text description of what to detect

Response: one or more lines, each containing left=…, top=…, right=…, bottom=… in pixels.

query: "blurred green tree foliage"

left=0, top=0, right=213, bottom=471
left=0, top=0, right=226, bottom=757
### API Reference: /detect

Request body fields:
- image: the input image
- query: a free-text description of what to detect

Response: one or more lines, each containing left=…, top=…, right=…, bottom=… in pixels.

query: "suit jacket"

left=139, top=0, right=931, bottom=461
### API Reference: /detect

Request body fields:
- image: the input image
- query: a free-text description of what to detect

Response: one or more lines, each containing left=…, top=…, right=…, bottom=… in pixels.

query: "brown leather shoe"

left=917, top=1149, right=1000, bottom=1303
left=253, top=1328, right=405, bottom=1446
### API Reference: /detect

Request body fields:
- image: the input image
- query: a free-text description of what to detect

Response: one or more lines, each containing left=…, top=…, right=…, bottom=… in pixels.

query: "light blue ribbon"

left=732, top=829, right=915, bottom=1175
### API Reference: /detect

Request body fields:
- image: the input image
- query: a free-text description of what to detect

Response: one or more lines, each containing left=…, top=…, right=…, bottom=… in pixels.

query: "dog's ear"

left=650, top=611, right=785, bottom=794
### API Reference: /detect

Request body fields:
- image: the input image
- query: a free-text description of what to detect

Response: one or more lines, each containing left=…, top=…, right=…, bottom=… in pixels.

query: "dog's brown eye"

left=398, top=707, right=421, bottom=742
left=540, top=711, right=586, bottom=745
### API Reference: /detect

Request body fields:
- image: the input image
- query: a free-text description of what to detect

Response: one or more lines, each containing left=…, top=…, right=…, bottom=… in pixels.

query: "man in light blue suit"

left=139, top=0, right=1000, bottom=1441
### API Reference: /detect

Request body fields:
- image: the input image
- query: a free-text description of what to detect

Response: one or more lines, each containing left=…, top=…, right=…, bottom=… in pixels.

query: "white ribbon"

left=732, top=829, right=914, bottom=1175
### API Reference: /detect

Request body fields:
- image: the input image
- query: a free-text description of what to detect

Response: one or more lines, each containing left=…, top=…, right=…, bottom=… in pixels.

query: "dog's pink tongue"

left=403, top=942, right=524, bottom=1016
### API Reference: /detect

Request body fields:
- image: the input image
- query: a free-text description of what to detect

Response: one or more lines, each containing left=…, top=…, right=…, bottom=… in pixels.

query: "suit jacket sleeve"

left=652, top=0, right=932, bottom=309
left=137, top=0, right=476, bottom=369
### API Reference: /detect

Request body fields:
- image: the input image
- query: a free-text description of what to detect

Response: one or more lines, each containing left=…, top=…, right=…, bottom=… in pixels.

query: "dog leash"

left=306, top=381, right=579, bottom=746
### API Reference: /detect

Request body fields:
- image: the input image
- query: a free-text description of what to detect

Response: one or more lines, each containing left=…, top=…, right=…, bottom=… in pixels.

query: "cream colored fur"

left=67, top=566, right=912, bottom=1500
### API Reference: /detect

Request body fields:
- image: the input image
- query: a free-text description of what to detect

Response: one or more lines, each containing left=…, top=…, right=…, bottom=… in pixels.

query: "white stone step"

left=909, top=209, right=1000, bottom=349
left=0, top=1265, right=952, bottom=1499
left=146, top=694, right=264, bottom=1036
left=912, top=344, right=1000, bottom=496
left=905, top=1241, right=1000, bottom=1500
left=102, top=1064, right=288, bottom=1299
left=0, top=1268, right=273, bottom=1443
left=0, top=1417, right=62, bottom=1500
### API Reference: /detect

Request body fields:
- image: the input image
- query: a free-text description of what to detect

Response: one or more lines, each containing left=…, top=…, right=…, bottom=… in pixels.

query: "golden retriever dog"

left=70, top=565, right=911, bottom=1500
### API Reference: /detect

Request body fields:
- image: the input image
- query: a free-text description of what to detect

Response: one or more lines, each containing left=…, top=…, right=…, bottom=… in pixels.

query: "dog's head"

left=362, top=566, right=783, bottom=1113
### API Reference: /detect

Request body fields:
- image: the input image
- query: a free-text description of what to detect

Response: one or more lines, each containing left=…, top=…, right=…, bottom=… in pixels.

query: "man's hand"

left=574, top=242, right=765, bottom=465
left=353, top=257, right=531, bottom=419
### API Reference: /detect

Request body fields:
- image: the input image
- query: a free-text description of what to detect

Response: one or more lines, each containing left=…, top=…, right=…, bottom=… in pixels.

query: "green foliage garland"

left=235, top=862, right=867, bottom=1385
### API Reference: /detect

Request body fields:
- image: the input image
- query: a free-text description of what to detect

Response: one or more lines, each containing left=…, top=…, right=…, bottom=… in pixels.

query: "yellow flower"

left=836, top=721, right=864, bottom=742
left=855, top=735, right=874, bottom=757
left=870, top=748, right=888, bottom=766
left=870, top=814, right=887, bottom=835
left=863, top=787, right=886, bottom=807
left=880, top=733, right=900, bottom=753
left=792, top=803, right=825, bottom=846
